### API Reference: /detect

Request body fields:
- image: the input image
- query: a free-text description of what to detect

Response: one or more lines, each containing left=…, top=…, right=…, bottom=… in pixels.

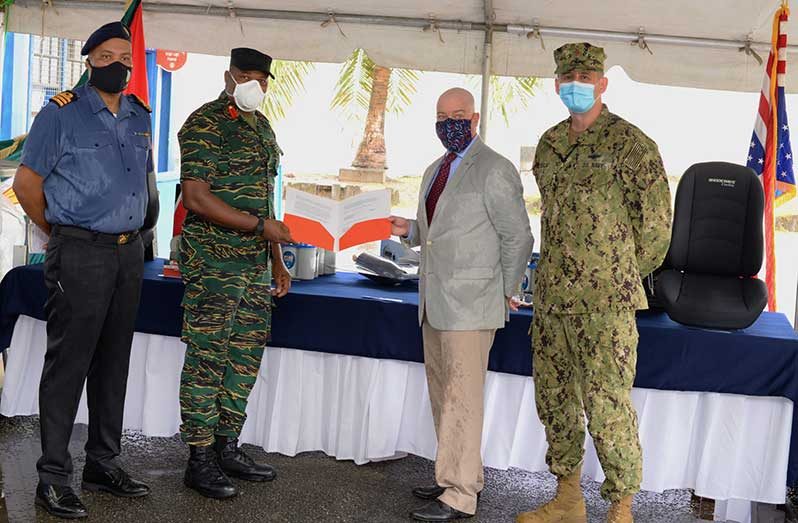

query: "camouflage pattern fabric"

left=553, top=42, right=606, bottom=75
left=178, top=91, right=281, bottom=279
left=530, top=103, right=670, bottom=501
left=532, top=105, right=672, bottom=314
left=180, top=270, right=272, bottom=446
left=532, top=310, right=642, bottom=501
left=177, top=92, right=281, bottom=445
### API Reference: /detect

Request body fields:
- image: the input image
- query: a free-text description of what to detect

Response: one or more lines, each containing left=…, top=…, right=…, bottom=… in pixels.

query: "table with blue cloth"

left=2, top=259, right=798, bottom=488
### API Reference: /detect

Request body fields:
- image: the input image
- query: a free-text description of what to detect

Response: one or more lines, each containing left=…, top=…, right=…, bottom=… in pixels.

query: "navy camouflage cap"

left=554, top=42, right=606, bottom=75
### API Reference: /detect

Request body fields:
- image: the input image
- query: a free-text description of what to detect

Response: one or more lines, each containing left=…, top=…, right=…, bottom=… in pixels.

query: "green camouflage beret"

left=554, top=42, right=606, bottom=75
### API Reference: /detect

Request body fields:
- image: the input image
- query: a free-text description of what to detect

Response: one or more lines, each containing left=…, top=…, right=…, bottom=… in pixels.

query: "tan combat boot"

left=606, top=495, right=634, bottom=523
left=515, top=471, right=587, bottom=523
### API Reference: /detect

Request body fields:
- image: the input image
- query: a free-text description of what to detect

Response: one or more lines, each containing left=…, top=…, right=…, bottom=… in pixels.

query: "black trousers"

left=37, top=227, right=144, bottom=485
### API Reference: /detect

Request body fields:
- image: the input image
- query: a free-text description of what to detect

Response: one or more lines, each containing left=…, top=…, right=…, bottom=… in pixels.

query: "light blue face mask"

left=558, top=81, right=597, bottom=114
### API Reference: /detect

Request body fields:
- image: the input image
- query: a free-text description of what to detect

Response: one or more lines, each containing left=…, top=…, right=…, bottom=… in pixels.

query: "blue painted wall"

left=158, top=71, right=172, bottom=173
left=0, top=33, right=31, bottom=139
left=0, top=33, right=15, bottom=138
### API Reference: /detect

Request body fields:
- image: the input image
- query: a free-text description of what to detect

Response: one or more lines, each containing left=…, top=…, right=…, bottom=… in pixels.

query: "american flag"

left=746, top=1, right=796, bottom=312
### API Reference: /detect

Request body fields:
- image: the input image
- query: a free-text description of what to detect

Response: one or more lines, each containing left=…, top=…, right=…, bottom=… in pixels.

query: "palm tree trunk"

left=352, top=66, right=391, bottom=170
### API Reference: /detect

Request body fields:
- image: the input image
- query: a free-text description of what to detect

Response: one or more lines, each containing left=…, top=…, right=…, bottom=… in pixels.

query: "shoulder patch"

left=623, top=141, right=647, bottom=170
left=49, top=90, right=78, bottom=108
left=129, top=94, right=152, bottom=113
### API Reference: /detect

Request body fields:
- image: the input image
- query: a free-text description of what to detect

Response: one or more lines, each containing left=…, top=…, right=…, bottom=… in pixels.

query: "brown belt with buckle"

left=51, top=225, right=140, bottom=245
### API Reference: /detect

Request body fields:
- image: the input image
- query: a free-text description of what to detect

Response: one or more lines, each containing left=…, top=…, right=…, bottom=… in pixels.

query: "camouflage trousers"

left=179, top=269, right=272, bottom=446
left=532, top=311, right=642, bottom=501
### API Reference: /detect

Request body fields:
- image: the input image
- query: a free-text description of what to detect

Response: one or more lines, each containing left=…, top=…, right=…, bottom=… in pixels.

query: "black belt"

left=51, top=225, right=140, bottom=245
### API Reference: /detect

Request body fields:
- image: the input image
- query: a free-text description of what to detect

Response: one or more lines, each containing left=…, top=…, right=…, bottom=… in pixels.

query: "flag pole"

left=764, top=4, right=786, bottom=311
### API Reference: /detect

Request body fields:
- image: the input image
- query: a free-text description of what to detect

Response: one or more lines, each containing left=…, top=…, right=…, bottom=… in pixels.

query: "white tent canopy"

left=5, top=0, right=798, bottom=93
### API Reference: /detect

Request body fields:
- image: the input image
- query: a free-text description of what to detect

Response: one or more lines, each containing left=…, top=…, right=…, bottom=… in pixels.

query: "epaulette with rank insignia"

left=49, top=90, right=78, bottom=108
left=128, top=93, right=152, bottom=113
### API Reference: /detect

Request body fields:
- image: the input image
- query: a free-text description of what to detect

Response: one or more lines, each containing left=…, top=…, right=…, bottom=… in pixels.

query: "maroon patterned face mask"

left=435, top=118, right=473, bottom=153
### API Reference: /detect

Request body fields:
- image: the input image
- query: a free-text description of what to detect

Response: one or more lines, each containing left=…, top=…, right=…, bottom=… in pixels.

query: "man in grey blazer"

left=390, top=87, right=534, bottom=521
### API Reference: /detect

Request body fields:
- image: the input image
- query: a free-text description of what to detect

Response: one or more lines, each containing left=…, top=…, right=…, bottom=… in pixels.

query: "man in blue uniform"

left=13, top=21, right=153, bottom=519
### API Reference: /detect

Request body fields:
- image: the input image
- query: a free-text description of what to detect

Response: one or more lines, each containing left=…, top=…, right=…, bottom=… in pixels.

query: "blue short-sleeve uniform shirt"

left=21, top=85, right=152, bottom=234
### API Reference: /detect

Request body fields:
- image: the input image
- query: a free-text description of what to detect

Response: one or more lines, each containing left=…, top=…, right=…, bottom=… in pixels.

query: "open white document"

left=283, top=188, right=392, bottom=251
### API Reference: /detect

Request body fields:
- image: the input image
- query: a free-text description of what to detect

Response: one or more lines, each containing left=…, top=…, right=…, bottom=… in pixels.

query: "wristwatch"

left=254, top=217, right=265, bottom=236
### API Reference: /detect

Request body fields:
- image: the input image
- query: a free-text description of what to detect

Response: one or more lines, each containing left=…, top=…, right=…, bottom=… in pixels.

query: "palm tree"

left=331, top=49, right=420, bottom=171
left=259, top=60, right=315, bottom=122
left=331, top=49, right=538, bottom=172
left=262, top=51, right=538, bottom=171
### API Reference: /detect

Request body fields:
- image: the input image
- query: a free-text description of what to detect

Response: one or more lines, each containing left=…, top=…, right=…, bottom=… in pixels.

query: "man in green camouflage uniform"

left=517, top=43, right=671, bottom=523
left=177, top=47, right=293, bottom=500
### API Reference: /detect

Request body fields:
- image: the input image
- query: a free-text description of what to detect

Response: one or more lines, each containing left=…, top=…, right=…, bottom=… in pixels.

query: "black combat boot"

left=214, top=436, right=277, bottom=482
left=184, top=444, right=238, bottom=499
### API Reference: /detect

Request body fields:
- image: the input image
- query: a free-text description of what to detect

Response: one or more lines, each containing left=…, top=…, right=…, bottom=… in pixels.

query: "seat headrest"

left=666, top=162, right=763, bottom=277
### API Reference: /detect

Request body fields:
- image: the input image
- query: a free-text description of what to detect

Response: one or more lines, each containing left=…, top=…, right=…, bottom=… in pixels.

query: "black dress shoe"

left=410, top=500, right=473, bottom=521
left=214, top=436, right=276, bottom=482
left=185, top=444, right=239, bottom=499
left=82, top=460, right=150, bottom=498
left=35, top=482, right=88, bottom=519
left=412, top=485, right=481, bottom=502
left=412, top=484, right=446, bottom=500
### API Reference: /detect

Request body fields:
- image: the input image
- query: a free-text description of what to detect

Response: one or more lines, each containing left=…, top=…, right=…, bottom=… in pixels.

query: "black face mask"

left=88, top=61, right=131, bottom=94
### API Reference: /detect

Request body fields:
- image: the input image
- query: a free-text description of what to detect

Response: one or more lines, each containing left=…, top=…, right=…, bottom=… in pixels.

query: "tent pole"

left=479, top=0, right=492, bottom=141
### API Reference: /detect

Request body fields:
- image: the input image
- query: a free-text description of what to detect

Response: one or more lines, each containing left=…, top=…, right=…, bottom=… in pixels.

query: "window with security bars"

left=28, top=36, right=85, bottom=124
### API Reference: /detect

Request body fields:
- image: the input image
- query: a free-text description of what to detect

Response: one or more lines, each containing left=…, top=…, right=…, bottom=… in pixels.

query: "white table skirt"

left=1, top=315, right=792, bottom=523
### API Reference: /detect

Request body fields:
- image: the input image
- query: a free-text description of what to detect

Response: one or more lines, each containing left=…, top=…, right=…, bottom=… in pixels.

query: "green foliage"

left=469, top=75, right=538, bottom=126
left=330, top=49, right=375, bottom=119
left=264, top=48, right=535, bottom=128
left=331, top=49, right=420, bottom=120
left=386, top=67, right=420, bottom=115
left=260, top=60, right=315, bottom=122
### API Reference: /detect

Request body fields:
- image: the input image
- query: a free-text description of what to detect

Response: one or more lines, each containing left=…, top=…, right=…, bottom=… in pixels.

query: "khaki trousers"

left=422, top=321, right=496, bottom=515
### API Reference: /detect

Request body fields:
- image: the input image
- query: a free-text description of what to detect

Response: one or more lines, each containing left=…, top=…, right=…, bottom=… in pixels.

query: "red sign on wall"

left=156, top=50, right=188, bottom=72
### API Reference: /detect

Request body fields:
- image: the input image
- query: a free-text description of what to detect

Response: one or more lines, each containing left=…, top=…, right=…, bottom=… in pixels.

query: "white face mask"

left=227, top=72, right=267, bottom=112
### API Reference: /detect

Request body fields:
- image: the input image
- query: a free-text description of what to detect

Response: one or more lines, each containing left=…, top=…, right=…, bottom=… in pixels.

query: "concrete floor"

left=0, top=415, right=787, bottom=523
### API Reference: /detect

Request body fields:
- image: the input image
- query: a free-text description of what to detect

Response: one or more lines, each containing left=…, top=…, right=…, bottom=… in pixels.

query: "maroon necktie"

left=426, top=151, right=458, bottom=225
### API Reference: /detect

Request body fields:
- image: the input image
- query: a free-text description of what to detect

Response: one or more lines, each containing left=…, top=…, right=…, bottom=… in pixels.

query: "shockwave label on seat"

left=708, top=178, right=737, bottom=189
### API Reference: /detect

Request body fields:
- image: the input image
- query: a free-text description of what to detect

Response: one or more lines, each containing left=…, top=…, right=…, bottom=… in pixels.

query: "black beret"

left=230, top=48, right=275, bottom=79
left=81, top=21, right=131, bottom=56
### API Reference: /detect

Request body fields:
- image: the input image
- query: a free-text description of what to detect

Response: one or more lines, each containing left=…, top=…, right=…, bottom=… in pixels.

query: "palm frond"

left=331, top=48, right=422, bottom=119
left=386, top=68, right=421, bottom=115
left=467, top=75, right=539, bottom=126
left=260, top=59, right=315, bottom=122
left=330, top=49, right=376, bottom=120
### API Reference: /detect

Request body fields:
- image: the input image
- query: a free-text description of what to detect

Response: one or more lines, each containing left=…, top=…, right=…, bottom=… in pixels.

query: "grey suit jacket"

left=404, top=137, right=534, bottom=331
